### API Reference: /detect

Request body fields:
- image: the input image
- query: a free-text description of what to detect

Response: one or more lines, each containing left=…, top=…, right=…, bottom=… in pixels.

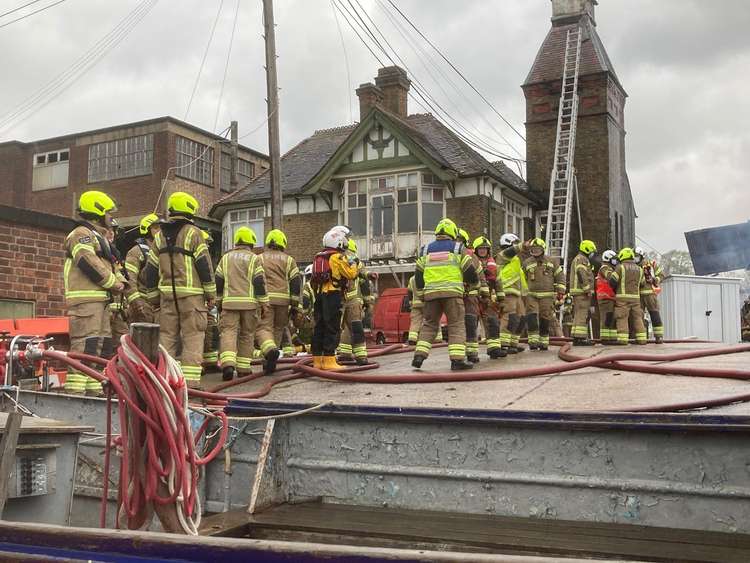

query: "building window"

left=176, top=136, right=214, bottom=186
left=371, top=194, right=394, bottom=237
left=0, top=299, right=35, bottom=320
left=347, top=179, right=367, bottom=236
left=33, top=149, right=70, bottom=191
left=396, top=172, right=418, bottom=233
left=421, top=173, right=444, bottom=232
left=224, top=207, right=265, bottom=251
left=220, top=154, right=256, bottom=192
left=88, top=134, right=154, bottom=183
left=505, top=198, right=525, bottom=239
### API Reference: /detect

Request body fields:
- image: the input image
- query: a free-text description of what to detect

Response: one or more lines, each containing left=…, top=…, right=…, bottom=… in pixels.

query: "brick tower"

left=523, top=0, right=635, bottom=250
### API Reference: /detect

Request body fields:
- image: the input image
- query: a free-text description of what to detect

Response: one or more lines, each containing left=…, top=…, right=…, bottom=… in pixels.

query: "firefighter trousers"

left=255, top=306, right=280, bottom=359
left=203, top=311, right=219, bottom=366
left=571, top=294, right=592, bottom=339
left=339, top=299, right=367, bottom=360
left=65, top=301, right=111, bottom=395
left=598, top=300, right=617, bottom=343
left=109, top=306, right=129, bottom=349
left=415, top=297, right=466, bottom=361
left=641, top=293, right=663, bottom=338
left=464, top=295, right=480, bottom=359
left=479, top=300, right=502, bottom=354
left=159, top=294, right=207, bottom=385
left=408, top=305, right=423, bottom=343
left=500, top=294, right=524, bottom=348
left=312, top=291, right=343, bottom=356
left=526, top=296, right=554, bottom=348
left=220, top=309, right=258, bottom=373
left=615, top=298, right=647, bottom=344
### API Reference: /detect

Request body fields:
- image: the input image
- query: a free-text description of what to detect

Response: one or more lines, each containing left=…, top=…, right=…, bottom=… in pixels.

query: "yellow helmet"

left=618, top=247, right=635, bottom=261
left=139, top=213, right=159, bottom=236
left=167, top=191, right=199, bottom=217
left=531, top=238, right=547, bottom=250
left=435, top=218, right=458, bottom=239
left=265, top=228, right=288, bottom=249
left=202, top=230, right=214, bottom=244
left=234, top=226, right=257, bottom=246
left=347, top=239, right=358, bottom=254
left=457, top=229, right=470, bottom=246
left=579, top=239, right=597, bottom=255
left=78, top=190, right=116, bottom=217
left=473, top=236, right=491, bottom=250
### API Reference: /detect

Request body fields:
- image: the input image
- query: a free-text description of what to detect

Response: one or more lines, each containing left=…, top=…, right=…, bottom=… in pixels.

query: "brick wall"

left=446, top=195, right=490, bottom=241
left=0, top=143, right=30, bottom=208
left=281, top=210, right=339, bottom=264
left=0, top=207, right=72, bottom=317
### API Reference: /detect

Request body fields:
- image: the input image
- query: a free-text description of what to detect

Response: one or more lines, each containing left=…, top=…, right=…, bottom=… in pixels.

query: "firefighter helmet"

left=304, top=264, right=313, bottom=277
left=202, top=230, right=213, bottom=243
left=579, top=240, right=597, bottom=255
left=618, top=247, right=635, bottom=261
left=499, top=233, right=519, bottom=247
left=530, top=237, right=546, bottom=257
left=78, top=190, right=117, bottom=217
left=347, top=239, right=358, bottom=253
left=265, top=229, right=288, bottom=249
left=234, top=226, right=257, bottom=246
left=602, top=249, right=617, bottom=265
left=473, top=236, right=491, bottom=250
left=139, top=213, right=159, bottom=236
left=323, top=227, right=348, bottom=249
left=434, top=218, right=458, bottom=239
left=167, top=191, right=199, bottom=216
left=457, top=228, right=470, bottom=246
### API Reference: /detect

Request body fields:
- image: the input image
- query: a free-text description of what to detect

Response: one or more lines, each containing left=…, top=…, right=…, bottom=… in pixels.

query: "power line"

left=184, top=0, right=225, bottom=121
left=213, top=0, right=240, bottom=133
left=238, top=107, right=277, bottom=141
left=386, top=0, right=526, bottom=143
left=0, top=0, right=45, bottom=19
left=330, top=0, right=353, bottom=123
left=0, top=0, right=68, bottom=30
left=0, top=0, right=158, bottom=136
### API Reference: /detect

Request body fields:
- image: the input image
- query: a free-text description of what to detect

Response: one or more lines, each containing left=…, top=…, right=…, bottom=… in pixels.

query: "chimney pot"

left=374, top=66, right=410, bottom=118
left=355, top=82, right=383, bottom=121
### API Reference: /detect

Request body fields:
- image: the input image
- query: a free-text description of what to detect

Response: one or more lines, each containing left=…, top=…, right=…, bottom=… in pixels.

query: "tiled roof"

left=524, top=18, right=622, bottom=90
left=212, top=110, right=531, bottom=212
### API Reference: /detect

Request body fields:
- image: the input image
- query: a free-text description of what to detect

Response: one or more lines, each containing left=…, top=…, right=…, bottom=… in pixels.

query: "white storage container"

left=660, top=274, right=742, bottom=343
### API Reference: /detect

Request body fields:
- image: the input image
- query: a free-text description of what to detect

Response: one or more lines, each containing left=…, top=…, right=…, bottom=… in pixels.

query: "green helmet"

left=618, top=247, right=635, bottom=261
left=78, top=190, right=116, bottom=218
left=434, top=218, right=458, bottom=239
left=579, top=240, right=597, bottom=255
left=167, top=191, right=199, bottom=217
left=265, top=228, right=288, bottom=249
left=234, top=226, right=257, bottom=246
left=139, top=213, right=159, bottom=236
left=472, top=236, right=491, bottom=250
left=457, top=229, right=470, bottom=246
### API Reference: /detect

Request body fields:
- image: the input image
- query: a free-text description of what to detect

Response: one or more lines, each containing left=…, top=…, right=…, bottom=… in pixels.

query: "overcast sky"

left=1, top=0, right=748, bottom=251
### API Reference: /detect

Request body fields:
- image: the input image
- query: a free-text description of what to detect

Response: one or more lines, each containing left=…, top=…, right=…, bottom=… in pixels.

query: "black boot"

left=451, top=359, right=474, bottom=371
left=222, top=366, right=235, bottom=381
left=467, top=353, right=480, bottom=364
left=488, top=348, right=507, bottom=359
left=529, top=342, right=539, bottom=351
left=505, top=346, right=518, bottom=355
left=573, top=338, right=594, bottom=346
left=356, top=357, right=370, bottom=366
left=513, top=344, right=526, bottom=353
left=263, top=348, right=280, bottom=375
left=411, top=356, right=424, bottom=369
left=655, top=336, right=664, bottom=344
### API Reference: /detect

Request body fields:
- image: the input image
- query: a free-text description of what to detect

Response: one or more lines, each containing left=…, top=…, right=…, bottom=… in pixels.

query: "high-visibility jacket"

left=143, top=219, right=216, bottom=301
left=609, top=260, right=644, bottom=301
left=523, top=255, right=565, bottom=298
left=407, top=275, right=423, bottom=309
left=215, top=246, right=268, bottom=310
left=569, top=253, right=594, bottom=296
left=260, top=248, right=301, bottom=306
left=63, top=222, right=121, bottom=306
left=640, top=260, right=663, bottom=296
left=464, top=249, right=489, bottom=299
left=301, top=281, right=315, bottom=314
left=415, top=237, right=477, bottom=301
left=596, top=263, right=616, bottom=301
left=496, top=243, right=525, bottom=297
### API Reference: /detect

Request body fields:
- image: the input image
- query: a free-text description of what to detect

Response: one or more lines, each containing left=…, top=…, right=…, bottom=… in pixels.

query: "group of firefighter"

left=61, top=189, right=664, bottom=394
left=406, top=217, right=664, bottom=371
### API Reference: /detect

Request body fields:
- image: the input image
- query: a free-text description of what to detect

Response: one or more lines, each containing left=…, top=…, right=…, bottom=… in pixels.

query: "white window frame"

left=223, top=207, right=265, bottom=251
left=32, top=149, right=70, bottom=191
left=176, top=136, right=214, bottom=186
left=88, top=134, right=154, bottom=183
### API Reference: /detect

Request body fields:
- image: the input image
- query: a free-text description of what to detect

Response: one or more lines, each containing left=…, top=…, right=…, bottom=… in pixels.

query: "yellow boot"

left=322, top=356, right=344, bottom=371
left=312, top=356, right=323, bottom=369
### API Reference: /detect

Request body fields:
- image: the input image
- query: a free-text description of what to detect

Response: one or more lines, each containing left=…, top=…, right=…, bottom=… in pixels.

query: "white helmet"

left=634, top=246, right=645, bottom=264
left=499, top=233, right=519, bottom=247
left=304, top=264, right=313, bottom=277
left=602, top=249, right=617, bottom=264
left=323, top=227, right=348, bottom=249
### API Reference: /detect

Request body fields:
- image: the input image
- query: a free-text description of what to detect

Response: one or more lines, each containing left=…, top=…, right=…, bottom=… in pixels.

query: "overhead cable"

left=184, top=0, right=225, bottom=121
left=0, top=0, right=46, bottom=19
left=0, top=0, right=68, bottom=29
left=213, top=0, right=240, bottom=133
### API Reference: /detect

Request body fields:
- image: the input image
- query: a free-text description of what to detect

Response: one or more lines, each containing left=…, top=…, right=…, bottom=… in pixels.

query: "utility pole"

left=230, top=120, right=239, bottom=192
left=263, top=0, right=283, bottom=229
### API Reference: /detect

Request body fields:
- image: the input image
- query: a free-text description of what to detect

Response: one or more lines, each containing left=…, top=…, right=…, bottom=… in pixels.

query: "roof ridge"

left=313, top=124, right=358, bottom=136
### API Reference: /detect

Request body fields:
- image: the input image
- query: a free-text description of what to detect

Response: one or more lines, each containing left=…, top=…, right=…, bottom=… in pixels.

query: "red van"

left=371, top=287, right=447, bottom=345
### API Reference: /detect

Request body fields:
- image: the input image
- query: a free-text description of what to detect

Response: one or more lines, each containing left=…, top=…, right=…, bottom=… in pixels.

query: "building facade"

left=212, top=66, right=539, bottom=289
left=0, top=117, right=268, bottom=228
left=523, top=0, right=636, bottom=251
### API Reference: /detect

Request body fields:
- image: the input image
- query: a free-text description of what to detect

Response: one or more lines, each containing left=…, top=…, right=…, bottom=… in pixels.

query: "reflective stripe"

left=415, top=341, right=432, bottom=356
left=127, top=291, right=143, bottom=304
left=259, top=339, right=276, bottom=356
left=71, top=243, right=95, bottom=259
left=236, top=357, right=252, bottom=369
left=529, top=291, right=555, bottom=298
left=184, top=229, right=195, bottom=290
left=125, top=262, right=140, bottom=275
left=66, top=289, right=109, bottom=299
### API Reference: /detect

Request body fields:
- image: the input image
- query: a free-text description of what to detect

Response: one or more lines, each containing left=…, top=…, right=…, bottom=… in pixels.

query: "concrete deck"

left=202, top=342, right=750, bottom=414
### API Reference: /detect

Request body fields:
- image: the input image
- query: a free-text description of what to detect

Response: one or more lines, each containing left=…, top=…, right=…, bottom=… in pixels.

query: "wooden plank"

left=0, top=412, right=23, bottom=515
left=247, top=419, right=276, bottom=514
left=0, top=411, right=93, bottom=435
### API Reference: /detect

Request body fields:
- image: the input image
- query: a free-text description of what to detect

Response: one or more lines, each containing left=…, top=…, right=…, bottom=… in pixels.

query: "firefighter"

left=523, top=238, right=565, bottom=351
left=406, top=274, right=423, bottom=345
left=300, top=264, right=315, bottom=344
left=569, top=240, right=598, bottom=346
left=260, top=229, right=302, bottom=357
left=496, top=233, right=528, bottom=354
left=215, top=227, right=278, bottom=381
left=411, top=219, right=478, bottom=371
left=596, top=249, right=618, bottom=344
left=125, top=213, right=160, bottom=323
left=338, top=239, right=372, bottom=365
left=609, top=247, right=647, bottom=345
left=457, top=229, right=487, bottom=363
left=201, top=230, right=220, bottom=369
left=310, top=226, right=359, bottom=370
left=63, top=191, right=125, bottom=396
left=562, top=294, right=573, bottom=337
left=106, top=224, right=131, bottom=349
left=142, top=192, right=216, bottom=388
left=635, top=247, right=664, bottom=344
left=473, top=236, right=505, bottom=359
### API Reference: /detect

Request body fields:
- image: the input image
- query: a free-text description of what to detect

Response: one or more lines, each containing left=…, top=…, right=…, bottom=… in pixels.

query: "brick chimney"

left=355, top=82, right=384, bottom=121
left=551, top=0, right=596, bottom=25
left=374, top=66, right=410, bottom=118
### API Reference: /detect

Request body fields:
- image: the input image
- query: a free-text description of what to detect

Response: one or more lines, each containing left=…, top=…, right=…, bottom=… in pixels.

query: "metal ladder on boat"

left=544, top=26, right=583, bottom=275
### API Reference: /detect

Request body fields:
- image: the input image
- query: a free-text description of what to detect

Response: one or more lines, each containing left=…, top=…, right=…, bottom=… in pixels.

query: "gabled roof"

left=212, top=108, right=531, bottom=216
left=523, top=17, right=624, bottom=92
